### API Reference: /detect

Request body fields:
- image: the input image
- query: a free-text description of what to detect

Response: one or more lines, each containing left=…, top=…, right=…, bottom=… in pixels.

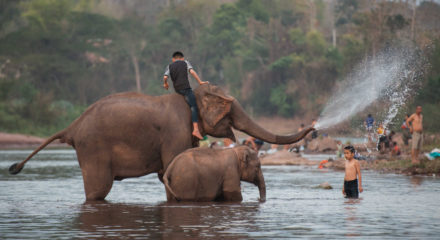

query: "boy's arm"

left=342, top=181, right=345, bottom=195
left=356, top=161, right=363, bottom=193
left=189, top=69, right=208, bottom=85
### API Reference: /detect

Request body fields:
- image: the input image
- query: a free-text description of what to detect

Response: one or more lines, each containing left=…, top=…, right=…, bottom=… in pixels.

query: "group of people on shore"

left=364, top=106, right=424, bottom=165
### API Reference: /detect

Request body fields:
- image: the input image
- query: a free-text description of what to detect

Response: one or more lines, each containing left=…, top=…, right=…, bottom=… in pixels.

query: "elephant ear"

left=199, top=92, right=233, bottom=128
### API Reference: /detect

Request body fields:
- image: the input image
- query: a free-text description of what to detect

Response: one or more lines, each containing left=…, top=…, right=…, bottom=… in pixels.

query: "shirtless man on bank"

left=406, top=106, right=423, bottom=165
left=342, top=145, right=363, bottom=199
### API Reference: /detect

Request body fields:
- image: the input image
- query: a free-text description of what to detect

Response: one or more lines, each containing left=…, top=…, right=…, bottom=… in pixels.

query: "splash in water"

left=315, top=48, right=424, bottom=130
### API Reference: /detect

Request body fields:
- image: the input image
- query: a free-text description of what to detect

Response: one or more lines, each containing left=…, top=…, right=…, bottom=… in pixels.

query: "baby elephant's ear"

left=199, top=92, right=233, bottom=128
left=241, top=147, right=252, bottom=166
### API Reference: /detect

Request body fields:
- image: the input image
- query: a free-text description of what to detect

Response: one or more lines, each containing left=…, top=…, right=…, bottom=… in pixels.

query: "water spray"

left=315, top=48, right=425, bottom=131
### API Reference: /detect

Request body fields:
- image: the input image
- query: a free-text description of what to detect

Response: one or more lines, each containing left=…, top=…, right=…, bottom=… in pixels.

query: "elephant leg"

left=82, top=167, right=113, bottom=201
left=221, top=173, right=243, bottom=202
left=78, top=152, right=114, bottom=201
left=221, top=190, right=243, bottom=202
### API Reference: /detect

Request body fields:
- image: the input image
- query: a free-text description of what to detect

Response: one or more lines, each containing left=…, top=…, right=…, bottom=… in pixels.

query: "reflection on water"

left=410, top=176, right=424, bottom=188
left=77, top=202, right=259, bottom=239
left=1, top=149, right=440, bottom=239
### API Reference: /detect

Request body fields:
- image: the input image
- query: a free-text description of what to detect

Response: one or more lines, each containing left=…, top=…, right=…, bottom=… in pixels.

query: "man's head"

left=344, top=145, right=355, bottom=160
left=368, top=113, right=372, bottom=118
left=416, top=106, right=422, bottom=114
left=172, top=51, right=184, bottom=62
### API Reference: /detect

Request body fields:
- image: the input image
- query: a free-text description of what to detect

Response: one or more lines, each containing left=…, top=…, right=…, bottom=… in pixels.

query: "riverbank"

left=2, top=129, right=438, bottom=176
left=258, top=148, right=440, bottom=176
left=321, top=155, right=440, bottom=176
left=0, top=132, right=65, bottom=149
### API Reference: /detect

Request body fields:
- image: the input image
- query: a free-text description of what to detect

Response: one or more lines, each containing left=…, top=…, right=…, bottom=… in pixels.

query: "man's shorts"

left=412, top=132, right=423, bottom=150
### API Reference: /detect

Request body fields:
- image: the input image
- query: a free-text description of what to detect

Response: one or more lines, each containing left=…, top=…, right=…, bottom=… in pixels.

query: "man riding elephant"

left=163, top=51, right=208, bottom=139
left=10, top=83, right=314, bottom=201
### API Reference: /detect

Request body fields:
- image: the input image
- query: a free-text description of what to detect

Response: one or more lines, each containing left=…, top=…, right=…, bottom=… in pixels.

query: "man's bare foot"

left=192, top=130, right=203, bottom=140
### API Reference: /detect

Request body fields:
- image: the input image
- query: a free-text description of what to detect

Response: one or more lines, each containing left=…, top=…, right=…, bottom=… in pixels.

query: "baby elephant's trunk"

left=257, top=169, right=266, bottom=202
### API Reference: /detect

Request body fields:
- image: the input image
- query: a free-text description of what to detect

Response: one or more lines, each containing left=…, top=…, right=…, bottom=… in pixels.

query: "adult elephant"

left=9, top=84, right=314, bottom=201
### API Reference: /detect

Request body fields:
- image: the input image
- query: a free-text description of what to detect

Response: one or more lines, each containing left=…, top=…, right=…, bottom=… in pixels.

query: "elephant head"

left=194, top=84, right=314, bottom=144
left=234, top=146, right=266, bottom=202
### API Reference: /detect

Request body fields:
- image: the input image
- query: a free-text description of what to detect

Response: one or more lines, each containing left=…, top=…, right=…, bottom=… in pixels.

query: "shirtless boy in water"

left=342, top=145, right=363, bottom=198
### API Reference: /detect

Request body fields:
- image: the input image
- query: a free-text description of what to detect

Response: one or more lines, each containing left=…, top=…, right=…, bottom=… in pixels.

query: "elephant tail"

left=9, top=130, right=66, bottom=175
left=163, top=172, right=179, bottom=201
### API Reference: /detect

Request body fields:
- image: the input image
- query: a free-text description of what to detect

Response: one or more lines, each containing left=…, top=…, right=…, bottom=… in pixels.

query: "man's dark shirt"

left=164, top=60, right=193, bottom=92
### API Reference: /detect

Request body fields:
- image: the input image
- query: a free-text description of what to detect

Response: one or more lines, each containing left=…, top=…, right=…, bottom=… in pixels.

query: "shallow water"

left=1, top=149, right=439, bottom=239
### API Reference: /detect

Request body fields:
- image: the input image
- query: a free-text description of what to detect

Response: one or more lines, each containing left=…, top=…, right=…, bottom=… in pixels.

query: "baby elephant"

left=163, top=145, right=266, bottom=202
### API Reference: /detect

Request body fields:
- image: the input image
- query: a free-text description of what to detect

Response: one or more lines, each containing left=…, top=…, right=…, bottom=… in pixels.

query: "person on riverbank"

left=391, top=142, right=401, bottom=156
left=377, top=123, right=387, bottom=152
left=342, top=145, right=363, bottom=199
left=163, top=51, right=208, bottom=139
left=311, top=119, right=318, bottom=139
left=365, top=113, right=375, bottom=141
left=406, top=106, right=424, bottom=165
left=401, top=114, right=411, bottom=146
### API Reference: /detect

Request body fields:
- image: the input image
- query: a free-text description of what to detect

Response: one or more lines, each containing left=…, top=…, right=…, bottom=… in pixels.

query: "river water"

left=1, top=149, right=439, bottom=239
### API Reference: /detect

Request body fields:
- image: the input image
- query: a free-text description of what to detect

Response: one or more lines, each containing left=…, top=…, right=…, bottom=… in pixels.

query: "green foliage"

left=305, top=31, right=327, bottom=57
left=269, top=84, right=297, bottom=117
left=335, top=0, right=358, bottom=26
left=0, top=0, right=438, bottom=136
left=386, top=14, right=408, bottom=33
left=269, top=55, right=293, bottom=71
left=340, top=34, right=364, bottom=70
left=21, top=0, right=74, bottom=32
left=413, top=40, right=440, bottom=133
left=325, top=47, right=344, bottom=73
left=289, top=28, right=306, bottom=47
left=414, top=76, right=440, bottom=132
left=236, top=0, right=269, bottom=23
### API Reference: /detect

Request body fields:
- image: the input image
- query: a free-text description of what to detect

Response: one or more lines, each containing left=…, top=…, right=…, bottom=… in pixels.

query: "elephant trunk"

left=256, top=169, right=266, bottom=202
left=231, top=101, right=314, bottom=144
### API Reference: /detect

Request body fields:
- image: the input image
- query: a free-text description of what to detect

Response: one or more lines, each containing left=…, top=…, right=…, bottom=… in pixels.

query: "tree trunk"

left=131, top=54, right=141, bottom=92
left=410, top=0, right=416, bottom=41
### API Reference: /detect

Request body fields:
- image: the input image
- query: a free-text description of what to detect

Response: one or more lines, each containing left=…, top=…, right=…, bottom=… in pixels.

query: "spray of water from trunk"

left=315, top=48, right=427, bottom=130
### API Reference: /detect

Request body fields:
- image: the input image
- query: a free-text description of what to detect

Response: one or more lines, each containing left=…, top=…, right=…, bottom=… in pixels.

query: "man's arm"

left=163, top=75, right=169, bottom=90
left=189, top=69, right=208, bottom=85
left=406, top=114, right=414, bottom=133
left=356, top=161, right=363, bottom=193
left=244, top=137, right=257, bottom=150
left=163, top=65, right=170, bottom=90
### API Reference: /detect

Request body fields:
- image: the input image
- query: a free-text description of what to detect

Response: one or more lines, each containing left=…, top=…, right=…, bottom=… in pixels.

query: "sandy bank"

left=0, top=132, right=66, bottom=149
left=260, top=151, right=318, bottom=166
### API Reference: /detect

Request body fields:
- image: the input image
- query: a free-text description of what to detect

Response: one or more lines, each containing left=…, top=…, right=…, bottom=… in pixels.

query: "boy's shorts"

left=344, top=179, right=359, bottom=199
left=412, top=132, right=423, bottom=150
